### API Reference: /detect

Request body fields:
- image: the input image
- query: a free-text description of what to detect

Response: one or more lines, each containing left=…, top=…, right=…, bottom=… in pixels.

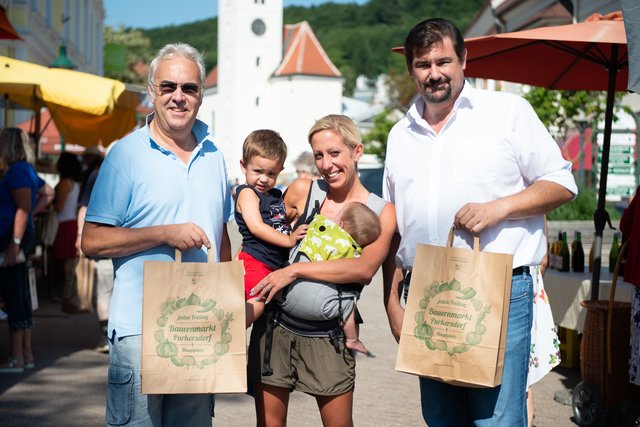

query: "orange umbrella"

left=461, top=13, right=628, bottom=302
left=463, top=16, right=627, bottom=91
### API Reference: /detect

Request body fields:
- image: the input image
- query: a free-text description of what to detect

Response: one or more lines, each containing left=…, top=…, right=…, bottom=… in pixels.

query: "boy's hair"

left=242, top=129, right=287, bottom=166
left=340, top=202, right=381, bottom=248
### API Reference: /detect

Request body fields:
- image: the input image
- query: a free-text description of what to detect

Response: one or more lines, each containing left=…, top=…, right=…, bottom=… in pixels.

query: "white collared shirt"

left=383, top=81, right=578, bottom=269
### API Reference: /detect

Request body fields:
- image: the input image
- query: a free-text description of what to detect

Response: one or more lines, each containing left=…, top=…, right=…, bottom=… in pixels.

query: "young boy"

left=278, top=201, right=381, bottom=355
left=235, top=130, right=307, bottom=327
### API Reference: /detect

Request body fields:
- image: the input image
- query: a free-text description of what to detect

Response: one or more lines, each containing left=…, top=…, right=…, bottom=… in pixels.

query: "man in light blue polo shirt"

left=83, top=43, right=233, bottom=427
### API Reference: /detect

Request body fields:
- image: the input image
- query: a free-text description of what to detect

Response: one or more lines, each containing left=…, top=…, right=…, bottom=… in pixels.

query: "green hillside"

left=109, top=0, right=484, bottom=93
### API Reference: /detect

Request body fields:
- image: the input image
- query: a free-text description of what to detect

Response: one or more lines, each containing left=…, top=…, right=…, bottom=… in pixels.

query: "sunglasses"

left=155, top=81, right=200, bottom=96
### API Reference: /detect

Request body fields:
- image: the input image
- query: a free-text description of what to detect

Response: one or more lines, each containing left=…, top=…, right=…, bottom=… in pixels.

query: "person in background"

left=76, top=145, right=113, bottom=353
left=82, top=43, right=233, bottom=426
left=619, top=186, right=640, bottom=386
left=51, top=152, right=82, bottom=302
left=79, top=146, right=102, bottom=192
left=382, top=18, right=577, bottom=426
left=231, top=177, right=240, bottom=200
left=293, top=151, right=320, bottom=180
left=526, top=243, right=560, bottom=427
left=0, top=128, right=53, bottom=373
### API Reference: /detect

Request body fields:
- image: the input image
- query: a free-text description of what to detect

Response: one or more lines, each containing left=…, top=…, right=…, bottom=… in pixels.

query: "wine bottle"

left=572, top=231, right=585, bottom=272
left=554, top=231, right=563, bottom=269
left=560, top=232, right=571, bottom=272
left=609, top=232, right=620, bottom=273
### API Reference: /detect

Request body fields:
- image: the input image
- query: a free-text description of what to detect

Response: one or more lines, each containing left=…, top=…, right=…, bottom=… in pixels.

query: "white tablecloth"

left=543, top=269, right=635, bottom=333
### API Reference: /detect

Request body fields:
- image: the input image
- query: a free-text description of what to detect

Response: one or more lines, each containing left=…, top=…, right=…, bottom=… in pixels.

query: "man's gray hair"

left=148, top=43, right=206, bottom=88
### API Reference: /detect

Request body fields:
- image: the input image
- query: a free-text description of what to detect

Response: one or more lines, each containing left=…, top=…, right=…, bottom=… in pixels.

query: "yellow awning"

left=0, top=55, right=140, bottom=146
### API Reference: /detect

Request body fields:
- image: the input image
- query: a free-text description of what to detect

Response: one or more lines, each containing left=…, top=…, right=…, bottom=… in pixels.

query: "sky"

left=104, top=0, right=368, bottom=29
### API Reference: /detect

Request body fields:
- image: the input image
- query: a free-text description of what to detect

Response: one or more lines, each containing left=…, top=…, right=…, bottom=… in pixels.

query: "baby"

left=278, top=201, right=381, bottom=355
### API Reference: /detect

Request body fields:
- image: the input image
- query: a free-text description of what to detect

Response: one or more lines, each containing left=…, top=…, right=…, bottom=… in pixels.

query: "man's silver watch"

left=13, top=237, right=21, bottom=245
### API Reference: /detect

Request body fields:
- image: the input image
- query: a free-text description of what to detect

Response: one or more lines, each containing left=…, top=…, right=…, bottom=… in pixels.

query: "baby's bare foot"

left=346, top=339, right=375, bottom=357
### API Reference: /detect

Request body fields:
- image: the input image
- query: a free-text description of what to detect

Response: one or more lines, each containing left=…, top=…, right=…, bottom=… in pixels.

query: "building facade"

left=0, top=0, right=103, bottom=74
left=0, top=0, right=104, bottom=127
left=465, top=0, right=621, bottom=37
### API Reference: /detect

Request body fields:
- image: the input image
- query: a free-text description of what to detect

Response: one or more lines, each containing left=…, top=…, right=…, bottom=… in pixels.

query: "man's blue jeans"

left=418, top=271, right=534, bottom=426
left=106, top=333, right=213, bottom=426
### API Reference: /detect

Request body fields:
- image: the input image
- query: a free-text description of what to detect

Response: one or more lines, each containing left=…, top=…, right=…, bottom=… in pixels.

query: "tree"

left=386, top=66, right=417, bottom=107
left=142, top=18, right=218, bottom=71
left=362, top=110, right=397, bottom=161
left=103, top=26, right=152, bottom=85
left=521, top=87, right=622, bottom=138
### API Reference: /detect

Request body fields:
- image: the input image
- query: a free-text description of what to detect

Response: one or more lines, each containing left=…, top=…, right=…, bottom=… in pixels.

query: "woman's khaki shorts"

left=248, top=316, right=356, bottom=396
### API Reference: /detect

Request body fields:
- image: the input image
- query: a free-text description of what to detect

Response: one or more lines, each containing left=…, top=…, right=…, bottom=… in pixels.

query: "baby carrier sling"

left=261, top=180, right=386, bottom=376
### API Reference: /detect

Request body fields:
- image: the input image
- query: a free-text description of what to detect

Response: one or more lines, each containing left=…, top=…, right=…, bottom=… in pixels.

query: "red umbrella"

left=461, top=12, right=628, bottom=302
left=0, top=6, right=22, bottom=41
left=463, top=16, right=627, bottom=91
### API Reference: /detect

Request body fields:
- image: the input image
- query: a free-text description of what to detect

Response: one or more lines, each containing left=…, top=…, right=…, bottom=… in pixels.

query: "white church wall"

left=266, top=76, right=343, bottom=179
left=217, top=0, right=283, bottom=181
left=208, top=76, right=342, bottom=181
left=197, top=88, right=219, bottom=138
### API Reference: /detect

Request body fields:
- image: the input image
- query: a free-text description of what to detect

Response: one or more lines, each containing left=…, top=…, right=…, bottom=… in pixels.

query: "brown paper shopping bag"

left=396, top=228, right=513, bottom=387
left=141, top=249, right=246, bottom=394
left=62, top=254, right=94, bottom=314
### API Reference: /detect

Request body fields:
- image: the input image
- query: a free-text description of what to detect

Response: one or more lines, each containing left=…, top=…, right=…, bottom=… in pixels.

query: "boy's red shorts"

left=238, top=251, right=276, bottom=301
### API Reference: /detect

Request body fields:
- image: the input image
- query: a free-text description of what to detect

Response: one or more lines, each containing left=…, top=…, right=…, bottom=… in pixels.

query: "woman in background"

left=51, top=152, right=82, bottom=301
left=0, top=128, right=53, bottom=373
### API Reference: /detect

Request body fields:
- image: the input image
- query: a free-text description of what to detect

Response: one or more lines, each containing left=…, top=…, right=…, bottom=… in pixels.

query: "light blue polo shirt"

left=85, top=116, right=233, bottom=338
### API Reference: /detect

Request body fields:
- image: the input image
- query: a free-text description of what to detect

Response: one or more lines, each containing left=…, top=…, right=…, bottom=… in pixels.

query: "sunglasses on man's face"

left=155, top=81, right=200, bottom=96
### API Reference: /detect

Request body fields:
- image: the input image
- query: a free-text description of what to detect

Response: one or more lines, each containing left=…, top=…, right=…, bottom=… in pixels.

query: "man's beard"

left=423, top=79, right=452, bottom=103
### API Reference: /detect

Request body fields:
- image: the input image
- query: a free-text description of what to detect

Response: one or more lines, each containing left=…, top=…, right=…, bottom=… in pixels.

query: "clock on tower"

left=251, top=18, right=266, bottom=36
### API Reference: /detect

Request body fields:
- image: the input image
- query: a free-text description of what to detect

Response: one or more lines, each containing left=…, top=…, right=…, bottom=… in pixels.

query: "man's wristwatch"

left=13, top=237, right=21, bottom=245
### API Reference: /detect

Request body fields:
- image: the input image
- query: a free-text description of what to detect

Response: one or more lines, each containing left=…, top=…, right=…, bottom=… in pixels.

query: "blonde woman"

left=0, top=128, right=53, bottom=373
left=248, top=115, right=396, bottom=426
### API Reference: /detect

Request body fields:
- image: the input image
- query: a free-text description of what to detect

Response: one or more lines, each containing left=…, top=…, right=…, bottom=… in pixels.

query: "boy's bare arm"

left=236, top=188, right=307, bottom=248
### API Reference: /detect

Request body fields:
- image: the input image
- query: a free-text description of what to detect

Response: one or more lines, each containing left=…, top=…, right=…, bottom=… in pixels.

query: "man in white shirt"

left=382, top=18, right=577, bottom=426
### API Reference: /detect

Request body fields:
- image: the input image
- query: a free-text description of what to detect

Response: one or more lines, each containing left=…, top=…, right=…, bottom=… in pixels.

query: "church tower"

left=217, top=0, right=283, bottom=179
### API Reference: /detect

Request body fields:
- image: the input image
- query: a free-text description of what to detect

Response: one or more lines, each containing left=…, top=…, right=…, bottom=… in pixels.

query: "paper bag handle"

left=448, top=226, right=480, bottom=252
left=174, top=247, right=215, bottom=263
